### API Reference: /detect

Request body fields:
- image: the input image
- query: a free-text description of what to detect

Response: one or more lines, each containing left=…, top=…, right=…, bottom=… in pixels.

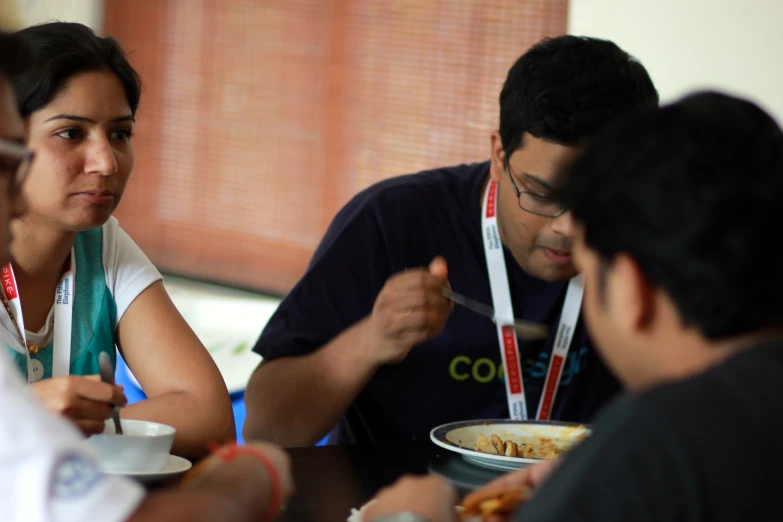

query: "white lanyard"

left=1, top=253, right=75, bottom=383
left=481, top=179, right=583, bottom=420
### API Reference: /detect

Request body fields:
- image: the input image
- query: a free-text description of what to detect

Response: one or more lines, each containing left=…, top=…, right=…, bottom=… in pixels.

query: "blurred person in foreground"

left=0, top=29, right=293, bottom=522
left=365, top=91, right=783, bottom=521
left=245, top=35, right=658, bottom=446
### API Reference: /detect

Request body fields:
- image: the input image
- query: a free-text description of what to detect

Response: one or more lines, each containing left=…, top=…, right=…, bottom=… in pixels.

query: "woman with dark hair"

left=2, top=21, right=234, bottom=459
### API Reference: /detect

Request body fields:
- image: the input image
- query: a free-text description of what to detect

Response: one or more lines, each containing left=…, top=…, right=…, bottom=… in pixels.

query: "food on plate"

left=473, top=429, right=586, bottom=460
left=474, top=434, right=497, bottom=454
left=490, top=434, right=504, bottom=454
left=459, top=485, right=530, bottom=520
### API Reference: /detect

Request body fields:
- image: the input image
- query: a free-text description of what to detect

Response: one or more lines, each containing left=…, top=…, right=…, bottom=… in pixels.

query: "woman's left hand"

left=29, top=374, right=126, bottom=435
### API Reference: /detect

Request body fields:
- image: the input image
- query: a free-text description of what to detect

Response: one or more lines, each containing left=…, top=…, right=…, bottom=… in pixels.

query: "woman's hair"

left=0, top=30, right=32, bottom=80
left=11, top=22, right=141, bottom=117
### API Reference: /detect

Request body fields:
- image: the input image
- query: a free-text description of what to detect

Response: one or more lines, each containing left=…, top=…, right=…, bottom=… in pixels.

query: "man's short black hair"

left=500, top=35, right=659, bottom=157
left=560, top=91, right=783, bottom=339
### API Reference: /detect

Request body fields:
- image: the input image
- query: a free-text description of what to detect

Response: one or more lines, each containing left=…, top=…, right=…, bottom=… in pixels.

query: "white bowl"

left=86, top=419, right=175, bottom=473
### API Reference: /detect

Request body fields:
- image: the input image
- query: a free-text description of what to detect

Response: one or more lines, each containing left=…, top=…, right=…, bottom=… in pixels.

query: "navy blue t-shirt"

left=254, top=161, right=619, bottom=444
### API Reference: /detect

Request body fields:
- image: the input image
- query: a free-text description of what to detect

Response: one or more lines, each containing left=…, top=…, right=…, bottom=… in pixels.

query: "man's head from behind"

left=0, top=30, right=31, bottom=263
left=490, top=35, right=658, bottom=282
left=561, top=92, right=783, bottom=390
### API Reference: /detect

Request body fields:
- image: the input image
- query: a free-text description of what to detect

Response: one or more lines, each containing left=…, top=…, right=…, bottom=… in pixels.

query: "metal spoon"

left=98, top=351, right=123, bottom=435
left=441, top=288, right=550, bottom=340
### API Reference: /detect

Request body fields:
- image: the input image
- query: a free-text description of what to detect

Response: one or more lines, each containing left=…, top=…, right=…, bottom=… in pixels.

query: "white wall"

left=0, top=0, right=102, bottom=31
left=568, top=0, right=783, bottom=125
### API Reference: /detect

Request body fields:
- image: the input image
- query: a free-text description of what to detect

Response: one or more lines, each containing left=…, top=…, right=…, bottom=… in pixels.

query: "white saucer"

left=102, top=454, right=192, bottom=484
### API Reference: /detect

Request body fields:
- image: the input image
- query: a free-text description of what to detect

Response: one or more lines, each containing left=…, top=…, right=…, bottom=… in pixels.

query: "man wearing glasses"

left=367, top=91, right=783, bottom=522
left=245, top=36, right=659, bottom=446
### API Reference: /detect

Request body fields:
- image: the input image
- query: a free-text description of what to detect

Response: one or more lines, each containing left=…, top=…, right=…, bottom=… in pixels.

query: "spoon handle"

left=98, top=352, right=123, bottom=435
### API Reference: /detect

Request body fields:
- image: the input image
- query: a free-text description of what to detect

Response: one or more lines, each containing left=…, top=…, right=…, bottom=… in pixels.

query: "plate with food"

left=430, top=419, right=590, bottom=471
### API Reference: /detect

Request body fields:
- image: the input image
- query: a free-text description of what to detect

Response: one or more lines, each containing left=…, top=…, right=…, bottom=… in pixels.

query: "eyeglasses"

left=0, top=139, right=33, bottom=194
left=505, top=160, right=566, bottom=218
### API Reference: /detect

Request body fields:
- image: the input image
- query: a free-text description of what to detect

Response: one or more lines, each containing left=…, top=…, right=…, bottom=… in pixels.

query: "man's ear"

left=608, top=253, right=656, bottom=336
left=489, top=130, right=505, bottom=182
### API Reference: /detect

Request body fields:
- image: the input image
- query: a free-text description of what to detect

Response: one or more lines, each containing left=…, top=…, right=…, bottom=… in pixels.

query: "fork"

left=442, top=288, right=549, bottom=340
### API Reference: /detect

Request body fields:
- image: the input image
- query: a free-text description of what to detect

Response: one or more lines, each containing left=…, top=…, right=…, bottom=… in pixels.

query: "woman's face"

left=23, top=70, right=134, bottom=231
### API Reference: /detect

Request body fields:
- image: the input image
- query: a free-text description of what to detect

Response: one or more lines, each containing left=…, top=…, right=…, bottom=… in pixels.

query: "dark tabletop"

left=276, top=441, right=508, bottom=522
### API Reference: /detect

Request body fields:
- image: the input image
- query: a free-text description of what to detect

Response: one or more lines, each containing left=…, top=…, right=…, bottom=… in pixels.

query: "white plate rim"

left=430, top=419, right=590, bottom=468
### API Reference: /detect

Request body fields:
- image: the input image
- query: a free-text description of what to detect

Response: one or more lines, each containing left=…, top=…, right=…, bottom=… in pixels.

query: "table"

left=277, top=442, right=508, bottom=522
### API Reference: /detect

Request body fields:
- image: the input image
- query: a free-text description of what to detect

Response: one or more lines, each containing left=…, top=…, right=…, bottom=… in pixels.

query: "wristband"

left=216, top=443, right=282, bottom=522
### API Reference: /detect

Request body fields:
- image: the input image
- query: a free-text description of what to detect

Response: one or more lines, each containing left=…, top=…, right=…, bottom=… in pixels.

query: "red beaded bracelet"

left=214, top=443, right=282, bottom=522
